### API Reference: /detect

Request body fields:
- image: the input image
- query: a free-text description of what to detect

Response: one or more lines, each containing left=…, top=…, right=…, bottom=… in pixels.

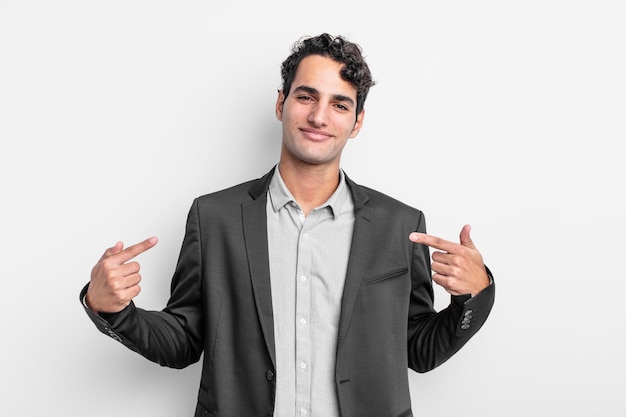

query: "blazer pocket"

left=363, top=267, right=408, bottom=286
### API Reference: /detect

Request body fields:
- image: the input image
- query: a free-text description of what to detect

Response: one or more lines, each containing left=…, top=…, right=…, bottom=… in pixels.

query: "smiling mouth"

left=301, top=128, right=331, bottom=142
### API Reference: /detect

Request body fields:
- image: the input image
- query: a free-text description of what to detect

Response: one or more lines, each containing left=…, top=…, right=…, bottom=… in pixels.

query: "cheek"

left=341, top=120, right=359, bottom=137
left=280, top=105, right=303, bottom=125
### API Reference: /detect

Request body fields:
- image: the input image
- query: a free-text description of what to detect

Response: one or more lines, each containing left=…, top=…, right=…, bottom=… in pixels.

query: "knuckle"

left=114, top=297, right=129, bottom=308
left=109, top=279, right=123, bottom=291
left=104, top=270, right=118, bottom=283
left=101, top=258, right=117, bottom=270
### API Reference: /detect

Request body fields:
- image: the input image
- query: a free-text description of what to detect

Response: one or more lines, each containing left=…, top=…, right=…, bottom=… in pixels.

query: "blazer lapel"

left=242, top=168, right=276, bottom=367
left=337, top=176, right=374, bottom=348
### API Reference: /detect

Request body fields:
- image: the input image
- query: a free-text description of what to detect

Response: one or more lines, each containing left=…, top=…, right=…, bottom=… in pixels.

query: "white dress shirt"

left=267, top=166, right=355, bottom=417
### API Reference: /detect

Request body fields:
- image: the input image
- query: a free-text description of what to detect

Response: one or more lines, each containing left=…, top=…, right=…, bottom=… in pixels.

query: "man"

left=81, top=33, right=495, bottom=417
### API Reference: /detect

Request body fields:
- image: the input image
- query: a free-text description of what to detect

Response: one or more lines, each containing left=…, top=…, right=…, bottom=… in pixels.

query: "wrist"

left=82, top=293, right=94, bottom=311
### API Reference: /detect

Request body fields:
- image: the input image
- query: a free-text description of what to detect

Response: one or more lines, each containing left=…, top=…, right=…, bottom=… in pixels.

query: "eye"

left=334, top=103, right=350, bottom=112
left=297, top=95, right=314, bottom=102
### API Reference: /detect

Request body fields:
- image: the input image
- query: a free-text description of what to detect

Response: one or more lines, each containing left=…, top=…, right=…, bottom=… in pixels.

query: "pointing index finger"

left=113, top=236, right=159, bottom=264
left=409, top=232, right=456, bottom=253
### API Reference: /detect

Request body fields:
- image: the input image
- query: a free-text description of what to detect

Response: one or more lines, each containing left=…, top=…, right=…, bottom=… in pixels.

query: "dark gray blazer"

left=81, top=167, right=495, bottom=417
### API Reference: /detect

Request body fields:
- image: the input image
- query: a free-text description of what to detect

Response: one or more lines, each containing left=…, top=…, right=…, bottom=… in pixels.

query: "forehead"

left=292, top=55, right=357, bottom=98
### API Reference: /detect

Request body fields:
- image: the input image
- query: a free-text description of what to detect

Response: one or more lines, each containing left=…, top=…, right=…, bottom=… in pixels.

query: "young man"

left=81, top=33, right=495, bottom=417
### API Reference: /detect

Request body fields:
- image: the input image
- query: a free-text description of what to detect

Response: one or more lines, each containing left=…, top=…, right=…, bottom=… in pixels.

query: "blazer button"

left=266, top=370, right=274, bottom=381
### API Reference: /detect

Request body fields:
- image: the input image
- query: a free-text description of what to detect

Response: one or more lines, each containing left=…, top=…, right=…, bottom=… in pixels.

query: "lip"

left=300, top=128, right=332, bottom=142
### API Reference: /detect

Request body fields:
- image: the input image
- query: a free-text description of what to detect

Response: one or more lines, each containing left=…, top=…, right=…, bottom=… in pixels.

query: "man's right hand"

left=85, top=237, right=158, bottom=313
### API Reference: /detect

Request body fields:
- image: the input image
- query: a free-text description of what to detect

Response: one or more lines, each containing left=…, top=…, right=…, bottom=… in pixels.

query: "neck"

left=277, top=160, right=340, bottom=216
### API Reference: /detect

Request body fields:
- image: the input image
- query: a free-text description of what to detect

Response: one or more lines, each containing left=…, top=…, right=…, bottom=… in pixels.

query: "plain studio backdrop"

left=1, top=1, right=624, bottom=416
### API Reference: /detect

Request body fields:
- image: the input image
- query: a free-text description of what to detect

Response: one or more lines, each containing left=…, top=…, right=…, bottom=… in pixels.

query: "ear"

left=275, top=89, right=285, bottom=121
left=349, top=109, right=365, bottom=138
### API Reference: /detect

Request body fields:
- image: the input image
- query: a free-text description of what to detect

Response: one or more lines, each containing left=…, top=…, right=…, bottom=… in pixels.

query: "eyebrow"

left=293, top=85, right=355, bottom=107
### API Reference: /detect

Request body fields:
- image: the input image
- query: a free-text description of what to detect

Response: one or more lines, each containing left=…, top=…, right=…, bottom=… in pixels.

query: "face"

left=276, top=55, right=364, bottom=170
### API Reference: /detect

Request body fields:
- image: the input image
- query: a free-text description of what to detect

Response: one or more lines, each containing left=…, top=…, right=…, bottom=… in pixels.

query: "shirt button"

left=300, top=275, right=306, bottom=282
left=302, top=233, right=309, bottom=239
left=266, top=370, right=274, bottom=380
left=300, top=362, right=307, bottom=369
left=299, top=318, right=306, bottom=325
left=300, top=408, right=308, bottom=415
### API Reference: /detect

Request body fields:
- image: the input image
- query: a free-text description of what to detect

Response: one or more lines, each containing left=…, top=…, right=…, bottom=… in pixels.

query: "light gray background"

left=1, top=1, right=624, bottom=416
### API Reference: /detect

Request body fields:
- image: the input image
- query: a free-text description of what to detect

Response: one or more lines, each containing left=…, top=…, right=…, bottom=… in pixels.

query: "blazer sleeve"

left=79, top=199, right=205, bottom=369
left=406, top=212, right=495, bottom=373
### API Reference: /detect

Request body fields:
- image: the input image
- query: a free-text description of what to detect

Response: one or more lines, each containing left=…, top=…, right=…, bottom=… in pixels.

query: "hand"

left=409, top=225, right=489, bottom=296
left=86, top=237, right=158, bottom=313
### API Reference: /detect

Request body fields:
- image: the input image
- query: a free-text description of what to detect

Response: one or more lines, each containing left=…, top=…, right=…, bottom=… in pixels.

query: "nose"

left=307, top=102, right=329, bottom=127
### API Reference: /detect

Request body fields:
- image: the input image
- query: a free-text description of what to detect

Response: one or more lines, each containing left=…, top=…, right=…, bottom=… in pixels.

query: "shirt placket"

left=295, top=207, right=312, bottom=416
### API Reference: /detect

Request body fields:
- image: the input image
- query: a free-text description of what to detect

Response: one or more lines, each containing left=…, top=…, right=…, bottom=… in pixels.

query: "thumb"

left=459, top=224, right=476, bottom=249
left=99, top=241, right=124, bottom=261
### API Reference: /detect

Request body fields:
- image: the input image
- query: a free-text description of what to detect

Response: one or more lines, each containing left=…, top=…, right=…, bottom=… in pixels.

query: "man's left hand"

left=409, top=224, right=490, bottom=296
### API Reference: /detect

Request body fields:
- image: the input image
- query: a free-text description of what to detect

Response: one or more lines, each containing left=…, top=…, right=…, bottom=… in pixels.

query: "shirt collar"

left=268, top=165, right=350, bottom=219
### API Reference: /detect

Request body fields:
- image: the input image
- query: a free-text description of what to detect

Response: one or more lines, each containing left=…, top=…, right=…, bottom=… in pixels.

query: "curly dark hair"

left=280, top=33, right=375, bottom=115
